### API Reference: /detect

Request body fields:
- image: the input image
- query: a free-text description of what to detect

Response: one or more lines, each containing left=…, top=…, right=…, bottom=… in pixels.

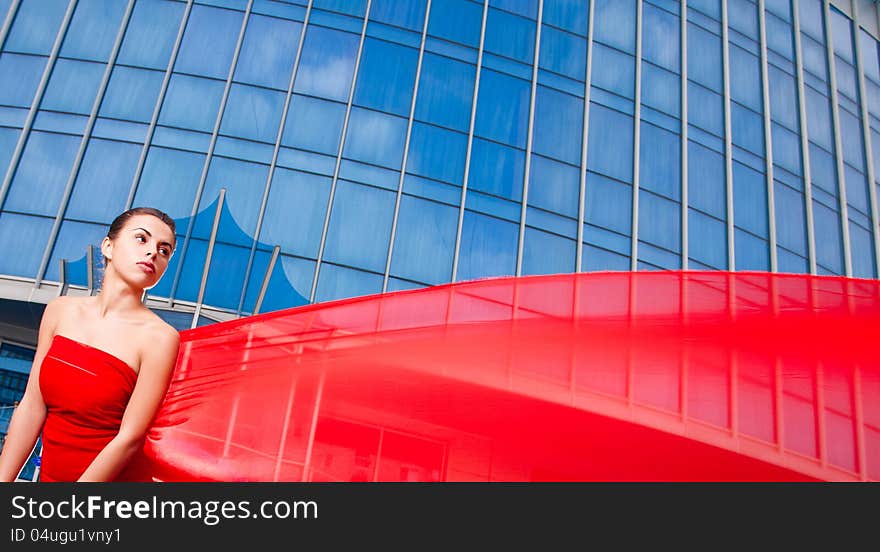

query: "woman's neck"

left=94, top=275, right=146, bottom=319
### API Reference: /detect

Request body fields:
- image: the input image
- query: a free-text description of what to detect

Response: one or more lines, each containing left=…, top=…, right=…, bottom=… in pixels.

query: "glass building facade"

left=0, top=1, right=879, bottom=331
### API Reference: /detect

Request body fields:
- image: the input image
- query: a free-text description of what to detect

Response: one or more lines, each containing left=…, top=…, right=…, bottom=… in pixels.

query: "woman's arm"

left=77, top=327, right=180, bottom=482
left=0, top=297, right=64, bottom=482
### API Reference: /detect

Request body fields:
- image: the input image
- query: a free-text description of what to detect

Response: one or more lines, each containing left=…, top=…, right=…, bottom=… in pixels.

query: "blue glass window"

left=727, top=0, right=758, bottom=38
left=67, top=139, right=140, bottom=222
left=323, top=181, right=395, bottom=273
left=118, top=0, right=185, bottom=70
left=281, top=95, right=345, bottom=155
left=688, top=141, right=726, bottom=218
left=812, top=200, right=843, bottom=274
left=734, top=229, right=769, bottom=271
left=201, top=243, right=251, bottom=309
left=0, top=213, right=53, bottom=278
left=315, top=263, right=382, bottom=303
left=406, top=122, right=467, bottom=186
left=809, top=143, right=837, bottom=195
left=805, top=87, right=833, bottom=150
left=773, top=182, right=807, bottom=254
left=133, top=146, right=205, bottom=219
left=640, top=122, right=680, bottom=201
left=771, top=122, right=802, bottom=175
left=586, top=104, right=633, bottom=183
left=829, top=8, right=853, bottom=62
left=688, top=24, right=722, bottom=91
left=174, top=5, right=243, bottom=80
left=234, top=14, right=301, bottom=90
left=4, top=0, right=69, bottom=55
left=46, top=219, right=107, bottom=282
left=542, top=0, right=588, bottom=36
left=642, top=63, right=679, bottom=117
left=688, top=209, right=727, bottom=269
left=260, top=168, right=330, bottom=259
left=343, top=108, right=407, bottom=169
left=733, top=162, right=768, bottom=237
left=370, top=0, right=427, bottom=31
left=457, top=211, right=518, bottom=281
left=593, top=0, right=635, bottom=54
left=849, top=223, right=876, bottom=279
left=639, top=190, right=680, bottom=252
left=799, top=0, right=824, bottom=41
left=859, top=29, right=880, bottom=83
left=490, top=0, right=537, bottom=19
left=220, top=84, right=285, bottom=143
left=538, top=25, right=586, bottom=80
left=414, top=53, right=475, bottom=132
left=731, top=103, right=764, bottom=155
left=40, top=59, right=105, bottom=115
left=313, top=0, right=366, bottom=17
left=99, top=66, right=164, bottom=123
left=522, top=228, right=575, bottom=275
left=800, top=34, right=827, bottom=79
left=60, top=0, right=128, bottom=62
left=528, top=154, right=579, bottom=218
left=533, top=86, right=583, bottom=165
left=158, top=74, right=225, bottom=132
left=0, top=128, right=19, bottom=178
left=584, top=172, right=632, bottom=235
left=768, top=65, right=798, bottom=130
left=690, top=0, right=720, bottom=18
left=354, top=38, right=419, bottom=117
left=688, top=83, right=724, bottom=136
left=193, top=157, right=267, bottom=245
left=390, top=195, right=457, bottom=284
left=591, top=43, right=634, bottom=98
left=484, top=8, right=535, bottom=65
left=293, top=26, right=360, bottom=102
left=844, top=165, right=869, bottom=214
left=642, top=3, right=679, bottom=72
left=582, top=243, right=630, bottom=271
left=838, top=108, right=865, bottom=170
left=5, top=132, right=80, bottom=217
left=427, top=0, right=483, bottom=48
left=0, top=54, right=48, bottom=108
left=468, top=138, right=525, bottom=201
left=729, top=45, right=762, bottom=111
left=474, top=69, right=530, bottom=148
left=244, top=253, right=311, bottom=313
left=765, top=12, right=794, bottom=59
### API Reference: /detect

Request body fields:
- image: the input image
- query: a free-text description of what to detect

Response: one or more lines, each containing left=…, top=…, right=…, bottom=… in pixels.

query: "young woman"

left=0, top=207, right=181, bottom=482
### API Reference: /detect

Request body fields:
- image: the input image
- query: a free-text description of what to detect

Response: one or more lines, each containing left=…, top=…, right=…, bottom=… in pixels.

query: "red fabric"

left=38, top=334, right=137, bottom=482
left=115, top=271, right=878, bottom=482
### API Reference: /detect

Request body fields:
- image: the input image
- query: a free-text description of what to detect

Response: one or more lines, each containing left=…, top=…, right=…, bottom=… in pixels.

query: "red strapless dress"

left=38, top=334, right=137, bottom=482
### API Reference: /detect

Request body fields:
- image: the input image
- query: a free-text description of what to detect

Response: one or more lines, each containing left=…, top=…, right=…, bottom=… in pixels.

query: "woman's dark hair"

left=108, top=207, right=176, bottom=241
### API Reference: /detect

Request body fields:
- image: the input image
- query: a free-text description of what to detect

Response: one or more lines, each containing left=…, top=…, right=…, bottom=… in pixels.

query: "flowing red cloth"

left=38, top=334, right=137, bottom=482
left=118, top=271, right=879, bottom=482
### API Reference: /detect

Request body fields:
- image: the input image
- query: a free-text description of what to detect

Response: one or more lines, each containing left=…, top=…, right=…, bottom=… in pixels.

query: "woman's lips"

left=137, top=262, right=155, bottom=273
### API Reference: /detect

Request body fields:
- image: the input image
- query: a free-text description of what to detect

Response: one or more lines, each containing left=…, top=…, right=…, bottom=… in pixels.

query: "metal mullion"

left=236, top=0, right=314, bottom=315
left=576, top=0, right=596, bottom=272
left=124, top=0, right=193, bottom=215
left=852, top=0, right=880, bottom=278
left=793, top=0, right=818, bottom=274
left=630, top=0, right=643, bottom=271
left=309, top=0, right=373, bottom=302
left=515, top=0, right=543, bottom=277
left=382, top=0, right=432, bottom=293
left=823, top=0, right=853, bottom=277
left=759, top=0, right=778, bottom=272
left=722, top=0, right=735, bottom=271
left=451, top=0, right=489, bottom=283
left=681, top=0, right=688, bottom=269
left=35, top=0, right=137, bottom=287
left=0, top=0, right=79, bottom=212
left=169, top=0, right=255, bottom=304
left=0, top=0, right=21, bottom=48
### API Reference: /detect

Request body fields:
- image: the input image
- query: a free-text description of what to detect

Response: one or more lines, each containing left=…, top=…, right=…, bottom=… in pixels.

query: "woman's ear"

left=101, top=236, right=113, bottom=262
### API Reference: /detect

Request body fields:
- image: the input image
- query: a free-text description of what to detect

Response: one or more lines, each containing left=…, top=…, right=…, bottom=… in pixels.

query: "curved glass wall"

left=0, top=0, right=878, bottom=319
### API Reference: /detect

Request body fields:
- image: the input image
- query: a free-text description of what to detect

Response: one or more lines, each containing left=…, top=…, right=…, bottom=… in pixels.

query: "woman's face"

left=103, top=214, right=176, bottom=290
